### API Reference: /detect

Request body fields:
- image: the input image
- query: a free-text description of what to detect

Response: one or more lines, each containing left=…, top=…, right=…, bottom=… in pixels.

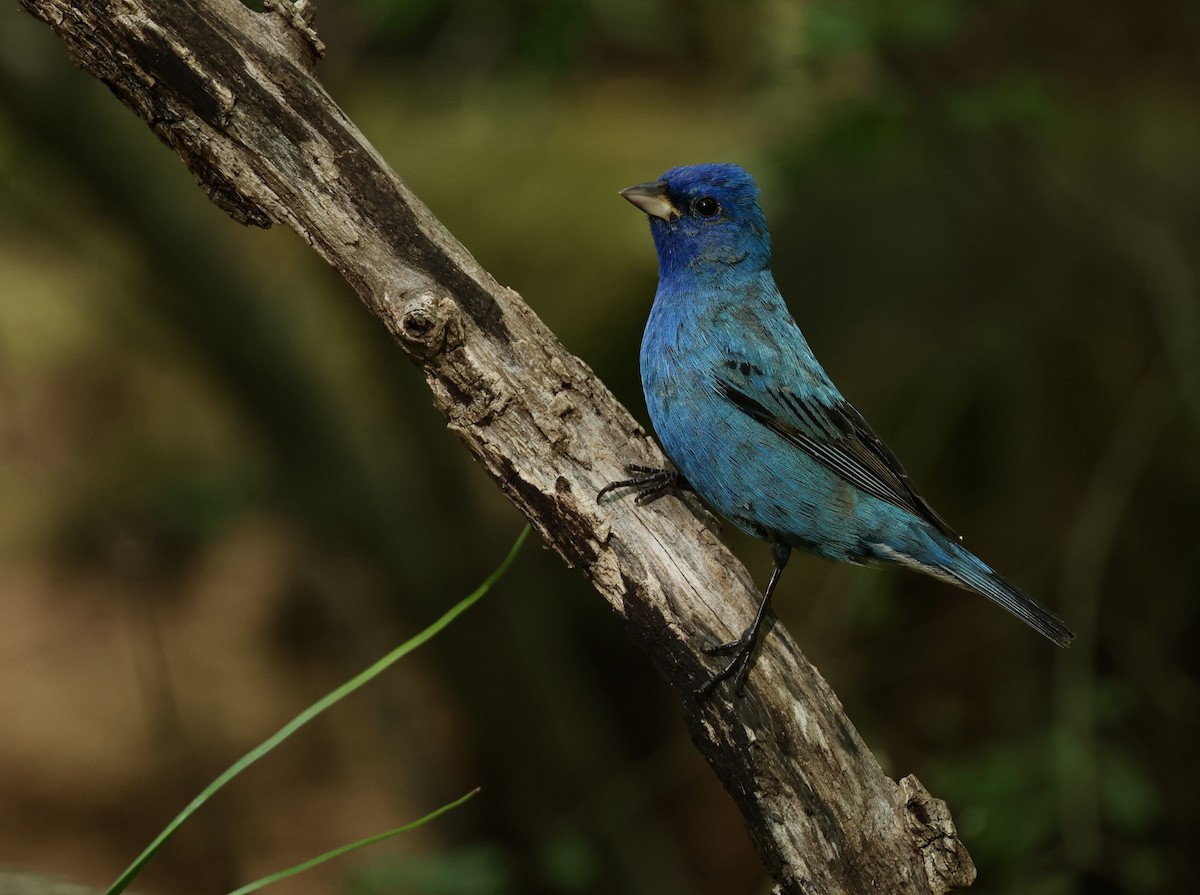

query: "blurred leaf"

left=947, top=71, right=1057, bottom=135
left=516, top=0, right=590, bottom=72
left=1093, top=677, right=1139, bottom=728
left=931, top=736, right=1059, bottom=868
left=351, top=843, right=514, bottom=895
left=801, top=96, right=910, bottom=167
left=1118, top=845, right=1166, bottom=894
left=363, top=0, right=447, bottom=31
left=804, top=0, right=879, bottom=57
left=884, top=0, right=969, bottom=47
left=1100, top=749, right=1160, bottom=834
left=538, top=831, right=602, bottom=892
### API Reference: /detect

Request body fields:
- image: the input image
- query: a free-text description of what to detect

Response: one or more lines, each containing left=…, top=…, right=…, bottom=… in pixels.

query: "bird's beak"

left=620, top=181, right=680, bottom=222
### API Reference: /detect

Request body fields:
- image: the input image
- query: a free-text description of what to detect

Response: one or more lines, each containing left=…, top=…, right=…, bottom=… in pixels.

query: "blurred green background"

left=1, top=1, right=1197, bottom=893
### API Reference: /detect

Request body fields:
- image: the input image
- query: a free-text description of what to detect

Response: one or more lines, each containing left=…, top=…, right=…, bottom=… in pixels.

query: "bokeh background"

left=1, top=1, right=1197, bottom=893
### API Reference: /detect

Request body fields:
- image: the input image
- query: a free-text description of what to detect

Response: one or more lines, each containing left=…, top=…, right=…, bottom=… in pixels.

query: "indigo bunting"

left=600, top=163, right=1073, bottom=696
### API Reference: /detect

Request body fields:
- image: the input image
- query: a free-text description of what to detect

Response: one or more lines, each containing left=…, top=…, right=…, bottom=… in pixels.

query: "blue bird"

left=600, top=163, right=1073, bottom=696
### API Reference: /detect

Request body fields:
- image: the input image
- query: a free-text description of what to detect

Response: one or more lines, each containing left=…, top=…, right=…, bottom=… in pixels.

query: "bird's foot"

left=696, top=630, right=758, bottom=700
left=703, top=635, right=749, bottom=656
left=597, top=464, right=683, bottom=506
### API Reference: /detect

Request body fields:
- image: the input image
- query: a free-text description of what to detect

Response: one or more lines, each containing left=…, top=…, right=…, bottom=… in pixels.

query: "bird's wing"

left=712, top=364, right=960, bottom=540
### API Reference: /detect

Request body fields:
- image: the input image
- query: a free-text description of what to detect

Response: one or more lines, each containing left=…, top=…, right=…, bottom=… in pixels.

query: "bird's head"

left=620, top=163, right=771, bottom=285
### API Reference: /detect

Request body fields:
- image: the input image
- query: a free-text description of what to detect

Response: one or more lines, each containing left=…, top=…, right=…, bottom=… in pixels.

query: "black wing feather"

left=714, top=378, right=959, bottom=540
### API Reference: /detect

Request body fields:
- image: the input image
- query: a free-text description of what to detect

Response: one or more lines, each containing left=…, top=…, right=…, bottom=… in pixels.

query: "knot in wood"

left=897, top=775, right=977, bottom=890
left=397, top=290, right=460, bottom=359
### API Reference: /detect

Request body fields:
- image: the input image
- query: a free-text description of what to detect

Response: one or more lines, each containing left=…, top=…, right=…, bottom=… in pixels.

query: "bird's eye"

left=693, top=196, right=720, bottom=218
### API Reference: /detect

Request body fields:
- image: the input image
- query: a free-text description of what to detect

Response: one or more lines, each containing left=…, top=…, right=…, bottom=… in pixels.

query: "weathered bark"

left=18, top=1, right=976, bottom=891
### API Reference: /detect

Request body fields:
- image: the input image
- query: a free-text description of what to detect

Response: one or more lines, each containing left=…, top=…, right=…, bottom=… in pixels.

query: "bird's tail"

left=880, top=529, right=1075, bottom=646
left=940, top=541, right=1074, bottom=647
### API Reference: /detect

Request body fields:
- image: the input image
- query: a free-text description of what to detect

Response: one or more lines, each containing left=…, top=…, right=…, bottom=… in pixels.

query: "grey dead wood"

left=18, top=0, right=976, bottom=891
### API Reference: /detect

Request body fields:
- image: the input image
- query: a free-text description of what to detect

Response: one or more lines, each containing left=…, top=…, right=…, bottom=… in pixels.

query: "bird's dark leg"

left=698, top=543, right=791, bottom=699
left=597, top=464, right=686, bottom=506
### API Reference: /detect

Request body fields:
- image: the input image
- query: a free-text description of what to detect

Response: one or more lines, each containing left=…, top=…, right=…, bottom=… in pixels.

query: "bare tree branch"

left=18, top=0, right=975, bottom=891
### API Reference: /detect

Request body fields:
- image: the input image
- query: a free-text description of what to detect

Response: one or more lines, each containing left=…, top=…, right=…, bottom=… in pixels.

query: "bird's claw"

left=597, top=464, right=682, bottom=505
left=696, top=648, right=757, bottom=700
left=702, top=636, right=750, bottom=656
left=696, top=630, right=759, bottom=700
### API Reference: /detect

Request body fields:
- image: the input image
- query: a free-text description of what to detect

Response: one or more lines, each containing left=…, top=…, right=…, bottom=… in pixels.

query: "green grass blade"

left=104, top=525, right=531, bottom=895
left=225, top=787, right=482, bottom=895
